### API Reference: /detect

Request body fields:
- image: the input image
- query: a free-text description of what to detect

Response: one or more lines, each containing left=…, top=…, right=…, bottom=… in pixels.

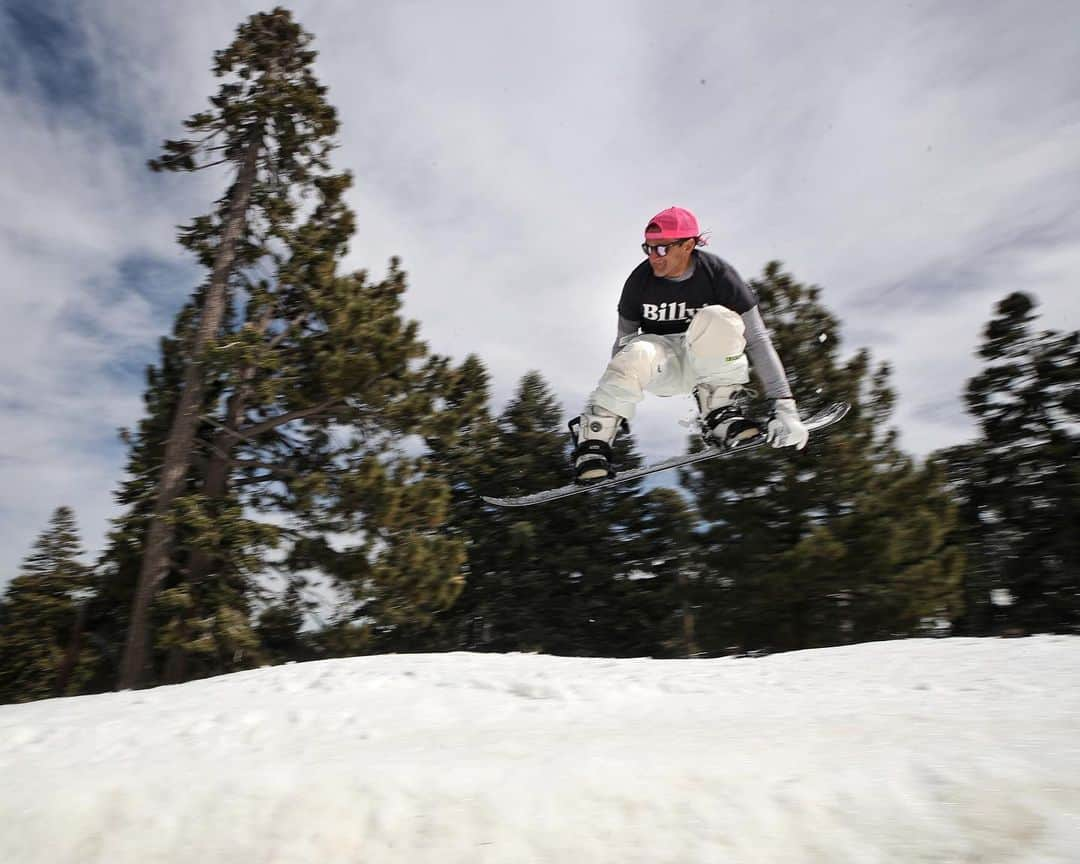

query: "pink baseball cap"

left=644, top=206, right=700, bottom=241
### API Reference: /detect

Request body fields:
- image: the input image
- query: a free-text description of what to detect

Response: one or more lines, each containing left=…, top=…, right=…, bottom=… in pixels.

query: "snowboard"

left=481, top=400, right=850, bottom=508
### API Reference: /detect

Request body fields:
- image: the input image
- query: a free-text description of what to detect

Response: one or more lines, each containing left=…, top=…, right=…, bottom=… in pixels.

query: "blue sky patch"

left=2, top=1, right=97, bottom=108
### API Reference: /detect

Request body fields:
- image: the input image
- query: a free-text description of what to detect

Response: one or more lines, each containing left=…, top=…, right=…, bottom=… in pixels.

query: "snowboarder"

left=570, top=206, right=809, bottom=483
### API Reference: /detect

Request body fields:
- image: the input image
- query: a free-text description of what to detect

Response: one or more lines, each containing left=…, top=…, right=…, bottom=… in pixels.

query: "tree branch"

left=233, top=472, right=293, bottom=487
left=239, top=398, right=342, bottom=438
left=193, top=158, right=232, bottom=171
left=230, top=458, right=298, bottom=477
left=267, top=311, right=311, bottom=350
left=199, top=413, right=260, bottom=448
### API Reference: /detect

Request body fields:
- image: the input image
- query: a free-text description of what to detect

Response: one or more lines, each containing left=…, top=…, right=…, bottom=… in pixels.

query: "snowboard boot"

left=568, top=408, right=624, bottom=484
left=694, top=384, right=762, bottom=449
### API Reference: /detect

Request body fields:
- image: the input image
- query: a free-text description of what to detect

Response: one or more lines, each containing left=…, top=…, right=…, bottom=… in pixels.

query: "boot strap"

left=573, top=439, right=614, bottom=460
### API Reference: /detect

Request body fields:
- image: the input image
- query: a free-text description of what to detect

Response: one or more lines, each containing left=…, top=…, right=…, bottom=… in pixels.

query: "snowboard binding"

left=694, top=385, right=762, bottom=449
left=568, top=412, right=627, bottom=484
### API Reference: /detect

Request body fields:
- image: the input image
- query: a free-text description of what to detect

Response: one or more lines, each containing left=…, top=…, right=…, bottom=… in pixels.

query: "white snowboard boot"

left=694, top=384, right=762, bottom=449
left=568, top=408, right=624, bottom=483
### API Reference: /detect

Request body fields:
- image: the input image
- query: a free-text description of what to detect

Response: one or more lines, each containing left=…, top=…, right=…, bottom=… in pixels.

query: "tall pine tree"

left=120, top=8, right=343, bottom=687
left=114, top=8, right=466, bottom=686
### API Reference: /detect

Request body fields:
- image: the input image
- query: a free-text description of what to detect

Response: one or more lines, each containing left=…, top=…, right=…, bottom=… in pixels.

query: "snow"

left=1, top=637, right=1078, bottom=863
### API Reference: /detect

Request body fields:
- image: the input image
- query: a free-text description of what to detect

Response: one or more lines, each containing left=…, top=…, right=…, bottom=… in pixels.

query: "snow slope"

left=1, top=637, right=1077, bottom=863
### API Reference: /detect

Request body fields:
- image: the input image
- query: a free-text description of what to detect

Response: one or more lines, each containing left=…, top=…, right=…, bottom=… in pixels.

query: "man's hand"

left=767, top=398, right=809, bottom=450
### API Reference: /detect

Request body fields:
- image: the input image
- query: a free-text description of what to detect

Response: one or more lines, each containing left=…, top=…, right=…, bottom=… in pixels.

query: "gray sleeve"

left=612, top=315, right=640, bottom=358
left=742, top=306, right=793, bottom=400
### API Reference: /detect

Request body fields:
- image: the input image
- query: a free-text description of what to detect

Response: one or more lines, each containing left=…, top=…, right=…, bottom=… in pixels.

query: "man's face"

left=644, top=238, right=694, bottom=278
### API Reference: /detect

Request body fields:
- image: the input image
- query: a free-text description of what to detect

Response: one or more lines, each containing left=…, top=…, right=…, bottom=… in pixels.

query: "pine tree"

left=119, top=8, right=343, bottom=687
left=0, top=507, right=95, bottom=703
left=237, top=256, right=469, bottom=660
left=937, top=292, right=1079, bottom=634
left=423, top=370, right=564, bottom=652
left=684, top=263, right=963, bottom=653
left=376, top=353, right=502, bottom=652
left=116, top=8, right=467, bottom=686
left=256, top=577, right=313, bottom=664
left=630, top=487, right=706, bottom=657
left=427, top=371, right=655, bottom=655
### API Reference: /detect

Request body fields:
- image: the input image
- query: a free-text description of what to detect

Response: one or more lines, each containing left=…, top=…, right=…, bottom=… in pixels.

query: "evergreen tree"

left=238, top=255, right=471, bottom=661
left=120, top=8, right=343, bottom=687
left=0, top=507, right=95, bottom=703
left=684, top=263, right=963, bottom=653
left=376, top=353, right=502, bottom=652
left=936, top=292, right=1079, bottom=634
left=115, top=8, right=466, bottom=686
left=256, top=577, right=313, bottom=664
left=426, top=370, right=660, bottom=655
left=827, top=455, right=964, bottom=641
left=631, top=487, right=706, bottom=657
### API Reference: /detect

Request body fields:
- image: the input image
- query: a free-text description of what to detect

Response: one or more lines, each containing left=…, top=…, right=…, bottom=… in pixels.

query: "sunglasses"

left=641, top=239, right=689, bottom=257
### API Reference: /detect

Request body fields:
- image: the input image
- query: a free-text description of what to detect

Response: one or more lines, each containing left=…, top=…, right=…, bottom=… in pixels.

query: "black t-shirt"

left=617, top=250, right=759, bottom=335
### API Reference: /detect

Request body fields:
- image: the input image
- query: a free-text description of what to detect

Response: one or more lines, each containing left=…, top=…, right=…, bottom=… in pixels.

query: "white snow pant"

left=588, top=305, right=750, bottom=420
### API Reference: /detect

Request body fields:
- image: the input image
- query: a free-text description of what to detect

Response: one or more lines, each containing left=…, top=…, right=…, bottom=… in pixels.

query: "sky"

left=2, top=637, right=1078, bottom=861
left=1, top=0, right=1079, bottom=579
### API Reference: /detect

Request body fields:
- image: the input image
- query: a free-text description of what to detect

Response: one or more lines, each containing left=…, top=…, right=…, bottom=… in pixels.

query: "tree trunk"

left=55, top=600, right=87, bottom=696
left=161, top=376, right=253, bottom=683
left=162, top=308, right=273, bottom=682
left=677, top=571, right=698, bottom=658
left=188, top=355, right=259, bottom=576
left=118, top=136, right=261, bottom=690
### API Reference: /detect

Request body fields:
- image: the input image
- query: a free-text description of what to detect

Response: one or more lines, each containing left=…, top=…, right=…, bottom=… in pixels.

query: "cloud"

left=0, top=1, right=207, bottom=579
left=2, top=0, right=1079, bottom=581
